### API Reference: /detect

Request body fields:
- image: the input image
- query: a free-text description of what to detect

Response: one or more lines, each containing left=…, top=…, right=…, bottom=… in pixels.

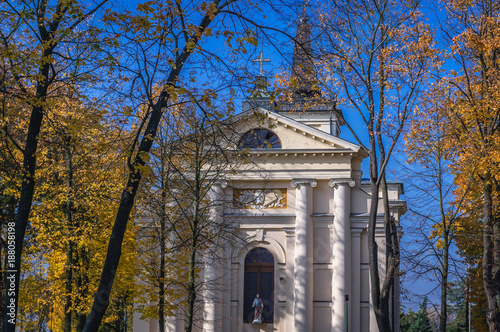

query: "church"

left=133, top=13, right=405, bottom=332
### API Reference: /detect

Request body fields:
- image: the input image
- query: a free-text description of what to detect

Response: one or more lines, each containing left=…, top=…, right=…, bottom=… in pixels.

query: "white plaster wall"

left=132, top=109, right=406, bottom=331
left=313, top=305, right=333, bottom=331
left=313, top=180, right=333, bottom=214
left=313, top=222, right=332, bottom=264
left=313, top=268, right=332, bottom=302
left=352, top=187, right=371, bottom=214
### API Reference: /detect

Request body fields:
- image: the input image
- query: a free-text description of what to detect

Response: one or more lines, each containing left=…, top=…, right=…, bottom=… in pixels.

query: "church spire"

left=290, top=3, right=320, bottom=98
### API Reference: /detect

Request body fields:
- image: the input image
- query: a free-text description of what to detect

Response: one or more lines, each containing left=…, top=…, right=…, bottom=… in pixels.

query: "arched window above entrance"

left=239, top=129, right=281, bottom=149
left=244, top=247, right=274, bottom=323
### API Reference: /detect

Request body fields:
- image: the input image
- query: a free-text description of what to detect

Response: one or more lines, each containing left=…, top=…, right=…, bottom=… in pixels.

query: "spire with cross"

left=252, top=51, right=271, bottom=76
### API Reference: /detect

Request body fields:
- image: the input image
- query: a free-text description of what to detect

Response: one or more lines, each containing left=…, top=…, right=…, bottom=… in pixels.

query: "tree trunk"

left=2, top=2, right=67, bottom=329
left=185, top=247, right=197, bottom=332
left=75, top=247, right=90, bottom=332
left=158, top=221, right=166, bottom=332
left=482, top=175, right=500, bottom=331
left=379, top=175, right=396, bottom=332
left=440, top=239, right=449, bottom=332
left=2, top=103, right=45, bottom=332
left=367, top=144, right=393, bottom=331
left=64, top=142, right=75, bottom=332
left=63, top=241, right=74, bottom=332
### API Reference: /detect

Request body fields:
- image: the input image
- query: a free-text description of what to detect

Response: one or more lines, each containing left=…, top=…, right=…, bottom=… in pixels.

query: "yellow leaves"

left=137, top=1, right=156, bottom=13
left=199, top=1, right=218, bottom=21
left=186, top=39, right=197, bottom=52
left=242, top=35, right=258, bottom=47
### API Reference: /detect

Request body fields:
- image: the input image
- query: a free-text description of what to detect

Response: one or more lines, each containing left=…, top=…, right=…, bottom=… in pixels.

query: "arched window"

left=239, top=129, right=281, bottom=149
left=244, top=247, right=274, bottom=323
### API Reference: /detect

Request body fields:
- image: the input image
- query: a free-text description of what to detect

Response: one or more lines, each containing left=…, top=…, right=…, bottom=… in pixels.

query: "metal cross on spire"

left=252, top=51, right=271, bottom=76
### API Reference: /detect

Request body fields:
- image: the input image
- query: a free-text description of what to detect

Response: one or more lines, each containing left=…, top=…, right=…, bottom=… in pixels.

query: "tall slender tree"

left=311, top=0, right=437, bottom=330
left=437, top=1, right=500, bottom=329
left=403, top=87, right=470, bottom=332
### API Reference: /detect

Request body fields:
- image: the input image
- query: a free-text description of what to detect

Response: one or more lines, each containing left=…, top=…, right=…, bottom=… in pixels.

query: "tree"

left=0, top=1, right=111, bottom=330
left=401, top=307, right=419, bottom=331
left=400, top=298, right=433, bottom=332
left=436, top=0, right=500, bottom=329
left=0, top=0, right=266, bottom=329
left=403, top=87, right=468, bottom=332
left=446, top=281, right=468, bottom=332
left=310, top=0, right=436, bottom=330
left=409, top=297, right=433, bottom=332
left=12, top=89, right=135, bottom=332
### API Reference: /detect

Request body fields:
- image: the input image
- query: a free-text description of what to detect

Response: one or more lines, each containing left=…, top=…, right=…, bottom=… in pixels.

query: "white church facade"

left=133, top=13, right=405, bottom=332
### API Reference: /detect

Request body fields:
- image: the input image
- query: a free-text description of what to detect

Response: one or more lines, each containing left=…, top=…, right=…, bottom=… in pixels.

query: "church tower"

left=277, top=10, right=344, bottom=137
left=290, top=12, right=319, bottom=98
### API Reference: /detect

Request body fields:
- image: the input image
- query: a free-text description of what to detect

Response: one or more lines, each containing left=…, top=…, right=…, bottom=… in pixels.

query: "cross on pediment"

left=252, top=51, right=271, bottom=76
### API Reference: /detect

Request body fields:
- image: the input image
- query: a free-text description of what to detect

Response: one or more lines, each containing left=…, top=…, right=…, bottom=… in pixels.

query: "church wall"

left=313, top=179, right=333, bottom=214
left=352, top=185, right=371, bottom=214
left=357, top=183, right=404, bottom=214
left=313, top=304, right=333, bottom=331
left=226, top=177, right=401, bottom=332
left=361, top=303, right=371, bottom=331
left=313, top=264, right=333, bottom=301
left=312, top=219, right=332, bottom=264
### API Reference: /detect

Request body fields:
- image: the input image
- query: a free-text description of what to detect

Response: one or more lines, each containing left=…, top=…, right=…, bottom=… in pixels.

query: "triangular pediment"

left=230, top=107, right=363, bottom=153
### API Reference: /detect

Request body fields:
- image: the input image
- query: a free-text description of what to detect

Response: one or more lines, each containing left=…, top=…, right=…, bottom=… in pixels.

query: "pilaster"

left=290, top=179, right=316, bottom=332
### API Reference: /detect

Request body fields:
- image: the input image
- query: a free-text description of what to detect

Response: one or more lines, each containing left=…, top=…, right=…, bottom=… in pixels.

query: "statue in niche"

left=252, top=294, right=264, bottom=324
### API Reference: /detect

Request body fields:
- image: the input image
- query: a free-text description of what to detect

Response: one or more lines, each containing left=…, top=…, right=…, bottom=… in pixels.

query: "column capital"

left=212, top=180, right=228, bottom=188
left=291, top=179, right=317, bottom=188
left=328, top=178, right=355, bottom=188
left=351, top=228, right=364, bottom=237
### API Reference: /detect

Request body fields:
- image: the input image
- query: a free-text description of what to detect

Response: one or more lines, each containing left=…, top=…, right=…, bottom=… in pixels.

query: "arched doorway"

left=244, top=247, right=274, bottom=323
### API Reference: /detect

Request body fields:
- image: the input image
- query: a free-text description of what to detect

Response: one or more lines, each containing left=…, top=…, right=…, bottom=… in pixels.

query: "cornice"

left=229, top=148, right=360, bottom=158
